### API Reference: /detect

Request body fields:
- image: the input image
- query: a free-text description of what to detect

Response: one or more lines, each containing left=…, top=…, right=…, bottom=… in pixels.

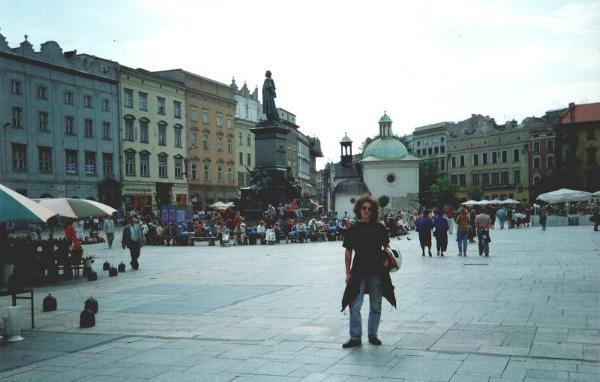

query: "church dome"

left=362, top=137, right=409, bottom=160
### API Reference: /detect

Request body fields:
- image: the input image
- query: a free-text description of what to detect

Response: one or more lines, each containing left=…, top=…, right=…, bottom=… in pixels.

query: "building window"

left=247, top=153, right=251, bottom=167
left=137, top=92, right=148, bottom=111
left=534, top=176, right=541, bottom=186
left=39, top=112, right=49, bottom=132
left=37, top=85, right=48, bottom=100
left=416, top=149, right=421, bottom=156
left=586, top=127, right=596, bottom=140
left=203, top=110, right=209, bottom=124
left=227, top=117, right=232, bottom=129
left=533, top=157, right=540, bottom=169
left=451, top=157, right=456, bottom=168
left=84, top=119, right=94, bottom=137
left=547, top=155, right=554, bottom=168
left=227, top=137, right=233, bottom=153
left=158, top=155, right=168, bottom=178
left=65, top=116, right=75, bottom=135
left=191, top=110, right=198, bottom=122
left=191, top=164, right=197, bottom=180
left=140, top=152, right=150, bottom=177
left=482, top=173, right=489, bottom=185
left=217, top=166, right=224, bottom=182
left=124, top=88, right=133, bottom=108
left=12, top=144, right=27, bottom=171
left=428, top=147, right=433, bottom=155
left=157, top=97, right=165, bottom=115
left=533, top=142, right=540, bottom=153
left=238, top=172, right=245, bottom=187
left=227, top=167, right=233, bottom=183
left=174, top=127, right=182, bottom=148
left=440, top=145, right=445, bottom=153
left=175, top=157, right=183, bottom=179
left=65, top=150, right=78, bottom=175
left=102, top=122, right=111, bottom=140
left=103, top=153, right=113, bottom=177
left=492, top=152, right=497, bottom=164
left=174, top=101, right=182, bottom=118
left=158, top=125, right=167, bottom=146
left=83, top=95, right=92, bottom=108
left=450, top=175, right=457, bottom=185
left=472, top=173, right=479, bottom=186
left=101, top=99, right=110, bottom=112
left=203, top=164, right=210, bottom=181
left=440, top=158, right=445, bottom=170
left=238, top=132, right=243, bottom=145
left=139, top=120, right=149, bottom=143
left=501, top=171, right=509, bottom=184
left=491, top=172, right=499, bottom=185
left=12, top=107, right=23, bottom=128
left=434, top=146, right=439, bottom=154
left=247, top=134, right=252, bottom=147
left=239, top=152, right=244, bottom=165
left=501, top=150, right=507, bottom=163
left=203, top=134, right=209, bottom=150
left=473, top=154, right=479, bottom=166
left=216, top=114, right=223, bottom=128
left=64, top=91, right=73, bottom=105
left=547, top=140, right=554, bottom=153
left=11, top=80, right=22, bottom=95
left=482, top=152, right=488, bottom=165
left=125, top=152, right=136, bottom=176
left=514, top=170, right=520, bottom=185
left=513, top=149, right=520, bottom=162
left=125, top=119, right=135, bottom=141
left=586, top=148, right=597, bottom=165
left=84, top=151, right=96, bottom=176
left=38, top=146, right=52, bottom=174
left=216, top=137, right=223, bottom=152
left=459, top=174, right=466, bottom=187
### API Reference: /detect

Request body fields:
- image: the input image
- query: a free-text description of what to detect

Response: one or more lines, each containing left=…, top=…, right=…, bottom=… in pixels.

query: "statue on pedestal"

left=262, top=70, right=279, bottom=122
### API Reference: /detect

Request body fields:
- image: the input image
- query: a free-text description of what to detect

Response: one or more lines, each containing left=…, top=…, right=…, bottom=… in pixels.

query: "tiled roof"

left=559, top=103, right=600, bottom=124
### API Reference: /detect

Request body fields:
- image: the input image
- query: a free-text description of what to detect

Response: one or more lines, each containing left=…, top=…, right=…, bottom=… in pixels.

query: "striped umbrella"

left=36, top=198, right=116, bottom=218
left=0, top=184, right=57, bottom=223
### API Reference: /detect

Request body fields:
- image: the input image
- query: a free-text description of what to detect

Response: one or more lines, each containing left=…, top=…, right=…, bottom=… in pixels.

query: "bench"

left=188, top=236, right=217, bottom=246
left=0, top=288, right=34, bottom=328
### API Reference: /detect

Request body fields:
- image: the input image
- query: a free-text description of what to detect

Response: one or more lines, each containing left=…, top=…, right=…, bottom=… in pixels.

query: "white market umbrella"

left=209, top=201, right=227, bottom=209
left=592, top=191, right=600, bottom=198
left=461, top=200, right=479, bottom=206
left=537, top=188, right=592, bottom=204
left=476, top=200, right=490, bottom=205
left=489, top=199, right=502, bottom=204
left=36, top=198, right=115, bottom=218
left=0, top=184, right=57, bottom=223
left=499, top=198, right=521, bottom=205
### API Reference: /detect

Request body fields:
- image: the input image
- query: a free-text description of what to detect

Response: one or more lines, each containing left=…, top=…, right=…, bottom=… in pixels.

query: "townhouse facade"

left=0, top=34, right=121, bottom=206
left=154, top=69, right=237, bottom=211
left=412, top=121, right=453, bottom=171
left=119, top=67, right=188, bottom=213
left=231, top=79, right=258, bottom=187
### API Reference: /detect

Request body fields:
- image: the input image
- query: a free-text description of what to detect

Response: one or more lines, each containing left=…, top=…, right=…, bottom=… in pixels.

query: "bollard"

left=6, top=306, right=24, bottom=342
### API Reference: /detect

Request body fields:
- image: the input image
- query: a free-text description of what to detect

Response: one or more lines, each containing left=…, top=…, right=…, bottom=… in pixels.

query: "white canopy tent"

left=499, top=198, right=521, bottom=205
left=461, top=200, right=479, bottom=206
left=536, top=188, right=592, bottom=204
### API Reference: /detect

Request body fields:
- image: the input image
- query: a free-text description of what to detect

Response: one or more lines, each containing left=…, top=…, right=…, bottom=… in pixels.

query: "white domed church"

left=328, top=113, right=420, bottom=216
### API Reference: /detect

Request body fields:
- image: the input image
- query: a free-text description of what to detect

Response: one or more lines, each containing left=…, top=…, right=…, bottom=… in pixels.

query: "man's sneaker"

left=368, top=336, right=382, bottom=345
left=342, top=339, right=362, bottom=348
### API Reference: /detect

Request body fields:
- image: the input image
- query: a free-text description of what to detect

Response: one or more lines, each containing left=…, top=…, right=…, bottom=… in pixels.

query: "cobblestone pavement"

left=1, top=226, right=599, bottom=381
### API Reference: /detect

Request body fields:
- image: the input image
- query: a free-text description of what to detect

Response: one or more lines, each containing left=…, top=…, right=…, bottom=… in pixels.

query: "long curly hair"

left=353, top=195, right=380, bottom=222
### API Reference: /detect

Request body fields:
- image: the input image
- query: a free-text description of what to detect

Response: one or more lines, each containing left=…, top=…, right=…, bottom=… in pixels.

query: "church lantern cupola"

left=378, top=112, right=393, bottom=138
left=340, top=133, right=353, bottom=168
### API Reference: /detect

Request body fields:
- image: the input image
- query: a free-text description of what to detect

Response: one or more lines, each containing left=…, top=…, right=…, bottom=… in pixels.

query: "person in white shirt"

left=104, top=216, right=115, bottom=248
left=256, top=221, right=266, bottom=244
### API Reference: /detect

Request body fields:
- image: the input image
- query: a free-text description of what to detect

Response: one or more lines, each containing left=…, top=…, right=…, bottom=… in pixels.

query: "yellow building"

left=119, top=67, right=188, bottom=213
left=154, top=70, right=237, bottom=210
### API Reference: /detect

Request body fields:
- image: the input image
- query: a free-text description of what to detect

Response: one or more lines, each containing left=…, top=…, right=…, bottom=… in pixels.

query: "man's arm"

left=345, top=248, right=352, bottom=284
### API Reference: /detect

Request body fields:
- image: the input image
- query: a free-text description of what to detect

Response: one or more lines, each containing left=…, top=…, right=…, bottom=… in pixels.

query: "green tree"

left=419, top=159, right=440, bottom=206
left=430, top=176, right=459, bottom=208
left=359, top=137, right=374, bottom=153
left=378, top=195, right=390, bottom=217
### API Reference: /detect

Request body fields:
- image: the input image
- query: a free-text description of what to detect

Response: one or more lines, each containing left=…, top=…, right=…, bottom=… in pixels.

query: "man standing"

left=342, top=196, right=395, bottom=348
left=122, top=217, right=143, bottom=270
left=475, top=208, right=492, bottom=257
left=593, top=202, right=599, bottom=232
left=104, top=215, right=115, bottom=249
left=539, top=205, right=547, bottom=231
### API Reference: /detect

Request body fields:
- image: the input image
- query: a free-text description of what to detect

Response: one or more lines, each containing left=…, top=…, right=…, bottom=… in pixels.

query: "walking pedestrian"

left=416, top=210, right=434, bottom=257
left=593, top=202, right=599, bottom=232
left=456, top=208, right=470, bottom=256
left=341, top=196, right=395, bottom=348
left=104, top=215, right=115, bottom=249
left=433, top=210, right=449, bottom=256
left=122, top=217, right=143, bottom=270
left=475, top=208, right=491, bottom=257
left=496, top=207, right=507, bottom=229
left=539, top=205, right=547, bottom=231
left=445, top=205, right=455, bottom=234
left=469, top=207, right=477, bottom=243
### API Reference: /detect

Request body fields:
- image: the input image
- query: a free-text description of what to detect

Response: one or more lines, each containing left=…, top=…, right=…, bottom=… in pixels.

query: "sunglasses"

left=361, top=206, right=373, bottom=212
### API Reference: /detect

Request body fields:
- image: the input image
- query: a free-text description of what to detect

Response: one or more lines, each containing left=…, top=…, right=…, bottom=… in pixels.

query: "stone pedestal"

left=251, top=120, right=289, bottom=171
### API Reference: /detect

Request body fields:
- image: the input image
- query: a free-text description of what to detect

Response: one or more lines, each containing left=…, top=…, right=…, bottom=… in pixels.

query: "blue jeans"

left=350, top=276, right=382, bottom=340
left=477, top=229, right=489, bottom=255
left=456, top=230, right=468, bottom=254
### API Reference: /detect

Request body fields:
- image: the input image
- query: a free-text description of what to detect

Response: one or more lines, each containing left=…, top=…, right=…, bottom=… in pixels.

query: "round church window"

left=386, top=174, right=396, bottom=183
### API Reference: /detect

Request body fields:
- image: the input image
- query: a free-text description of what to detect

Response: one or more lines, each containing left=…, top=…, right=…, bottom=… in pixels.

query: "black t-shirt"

left=343, top=221, right=390, bottom=276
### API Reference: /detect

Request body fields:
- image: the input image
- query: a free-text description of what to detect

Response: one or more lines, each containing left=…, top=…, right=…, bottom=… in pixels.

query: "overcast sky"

left=2, top=0, right=599, bottom=169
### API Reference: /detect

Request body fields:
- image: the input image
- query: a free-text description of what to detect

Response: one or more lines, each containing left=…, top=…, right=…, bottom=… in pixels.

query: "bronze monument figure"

left=262, top=70, right=279, bottom=121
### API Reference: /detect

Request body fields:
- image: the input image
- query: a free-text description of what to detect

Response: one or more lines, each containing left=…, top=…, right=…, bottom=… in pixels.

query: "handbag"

left=381, top=249, right=401, bottom=272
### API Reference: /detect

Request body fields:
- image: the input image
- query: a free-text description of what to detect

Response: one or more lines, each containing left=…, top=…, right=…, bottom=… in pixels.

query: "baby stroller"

left=266, top=228, right=276, bottom=245
left=221, top=231, right=233, bottom=246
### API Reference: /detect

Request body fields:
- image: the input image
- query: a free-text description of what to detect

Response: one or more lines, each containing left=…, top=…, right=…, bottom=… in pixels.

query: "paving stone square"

left=0, top=226, right=599, bottom=381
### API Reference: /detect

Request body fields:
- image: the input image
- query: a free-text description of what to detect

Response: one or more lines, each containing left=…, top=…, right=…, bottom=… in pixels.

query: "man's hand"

left=345, top=273, right=352, bottom=285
